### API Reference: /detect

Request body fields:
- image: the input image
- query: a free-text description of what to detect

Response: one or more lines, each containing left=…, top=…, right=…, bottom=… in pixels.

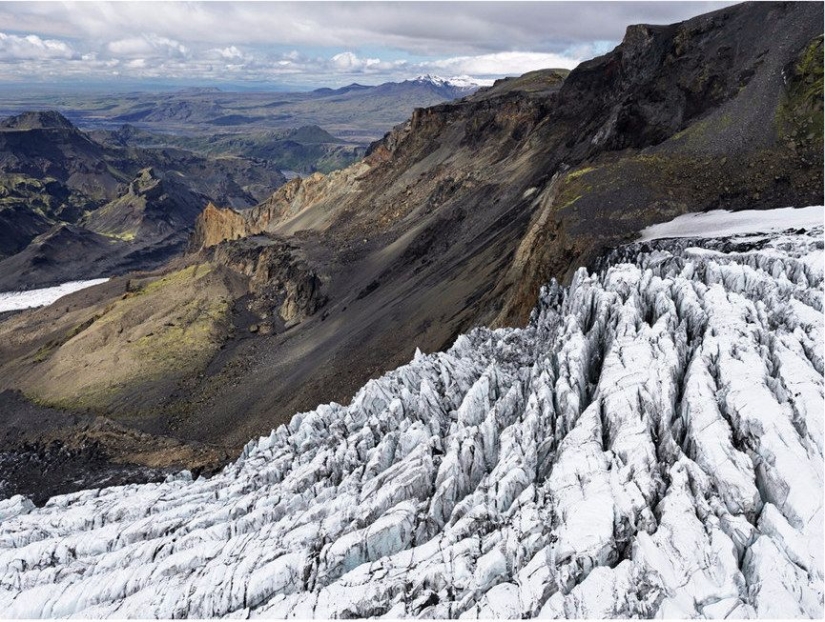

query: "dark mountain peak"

left=554, top=0, right=823, bottom=157
left=0, top=110, right=77, bottom=131
left=471, top=68, right=569, bottom=101
left=126, top=167, right=167, bottom=199
left=32, top=222, right=107, bottom=250
left=285, top=125, right=344, bottom=144
left=313, top=83, right=371, bottom=97
left=116, top=124, right=140, bottom=137
left=175, top=86, right=222, bottom=95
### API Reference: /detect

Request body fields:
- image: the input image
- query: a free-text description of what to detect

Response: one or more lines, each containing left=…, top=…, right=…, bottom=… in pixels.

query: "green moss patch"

left=778, top=35, right=824, bottom=150
left=26, top=264, right=232, bottom=417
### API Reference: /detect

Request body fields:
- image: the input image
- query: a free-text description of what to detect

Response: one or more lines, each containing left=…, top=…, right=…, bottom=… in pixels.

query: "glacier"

left=0, top=279, right=110, bottom=314
left=637, top=205, right=824, bottom=242
left=0, top=211, right=822, bottom=619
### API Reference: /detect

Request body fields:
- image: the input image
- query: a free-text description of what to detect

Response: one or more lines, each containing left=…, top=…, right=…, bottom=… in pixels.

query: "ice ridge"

left=0, top=225, right=822, bottom=618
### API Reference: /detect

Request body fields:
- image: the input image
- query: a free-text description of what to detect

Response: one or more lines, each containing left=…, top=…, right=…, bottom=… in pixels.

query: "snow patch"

left=412, top=74, right=493, bottom=89
left=0, top=278, right=109, bottom=313
left=637, top=205, right=823, bottom=241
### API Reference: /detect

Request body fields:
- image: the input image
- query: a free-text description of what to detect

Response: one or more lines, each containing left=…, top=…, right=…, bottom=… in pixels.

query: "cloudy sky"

left=0, top=1, right=736, bottom=90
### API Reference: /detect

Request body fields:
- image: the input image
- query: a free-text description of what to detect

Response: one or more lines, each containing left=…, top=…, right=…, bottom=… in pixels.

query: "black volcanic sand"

left=0, top=390, right=230, bottom=506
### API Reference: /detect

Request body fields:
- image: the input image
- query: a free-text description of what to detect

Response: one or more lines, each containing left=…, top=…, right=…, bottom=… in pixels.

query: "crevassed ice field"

left=0, top=206, right=822, bottom=619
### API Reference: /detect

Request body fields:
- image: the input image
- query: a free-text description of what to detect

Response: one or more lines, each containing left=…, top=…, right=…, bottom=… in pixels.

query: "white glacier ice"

left=637, top=205, right=823, bottom=241
left=0, top=279, right=109, bottom=313
left=0, top=211, right=822, bottom=618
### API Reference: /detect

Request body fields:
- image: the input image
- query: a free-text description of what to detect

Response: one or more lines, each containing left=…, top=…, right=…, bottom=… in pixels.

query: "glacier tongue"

left=0, top=225, right=822, bottom=619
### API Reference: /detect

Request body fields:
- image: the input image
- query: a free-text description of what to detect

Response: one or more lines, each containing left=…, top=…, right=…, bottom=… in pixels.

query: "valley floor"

left=0, top=208, right=822, bottom=618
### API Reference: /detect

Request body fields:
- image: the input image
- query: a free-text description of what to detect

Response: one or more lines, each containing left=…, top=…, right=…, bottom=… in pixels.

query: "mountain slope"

left=0, top=218, right=821, bottom=617
left=179, top=0, right=823, bottom=443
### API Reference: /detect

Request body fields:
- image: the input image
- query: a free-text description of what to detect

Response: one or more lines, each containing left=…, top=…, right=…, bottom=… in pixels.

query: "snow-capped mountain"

left=412, top=74, right=494, bottom=90
left=0, top=207, right=822, bottom=618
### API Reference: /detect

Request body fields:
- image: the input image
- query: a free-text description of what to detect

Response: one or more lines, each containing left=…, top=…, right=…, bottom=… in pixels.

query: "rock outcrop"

left=189, top=202, right=249, bottom=250
left=208, top=237, right=327, bottom=326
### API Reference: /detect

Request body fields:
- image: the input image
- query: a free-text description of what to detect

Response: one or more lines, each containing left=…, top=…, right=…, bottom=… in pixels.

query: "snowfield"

left=0, top=279, right=109, bottom=313
left=637, top=205, right=823, bottom=241
left=0, top=211, right=822, bottom=618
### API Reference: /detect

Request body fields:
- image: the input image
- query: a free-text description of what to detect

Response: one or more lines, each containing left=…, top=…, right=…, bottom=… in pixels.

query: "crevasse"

left=0, top=221, right=822, bottom=619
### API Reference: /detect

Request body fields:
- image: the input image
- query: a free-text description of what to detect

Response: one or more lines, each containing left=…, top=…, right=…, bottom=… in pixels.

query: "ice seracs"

left=0, top=208, right=822, bottom=618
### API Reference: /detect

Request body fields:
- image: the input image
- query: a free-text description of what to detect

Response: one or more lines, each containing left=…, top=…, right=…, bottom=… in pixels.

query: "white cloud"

left=107, top=34, right=187, bottom=59
left=428, top=51, right=582, bottom=77
left=0, top=1, right=738, bottom=87
left=0, top=2, right=737, bottom=55
left=329, top=51, right=401, bottom=73
left=0, top=32, right=77, bottom=60
left=330, top=51, right=364, bottom=70
left=215, top=46, right=243, bottom=60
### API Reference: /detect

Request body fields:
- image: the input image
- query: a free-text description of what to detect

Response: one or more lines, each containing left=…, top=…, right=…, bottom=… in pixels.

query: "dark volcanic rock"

left=0, top=389, right=229, bottom=504
left=0, top=440, right=169, bottom=507
left=0, top=110, right=76, bottom=131
left=209, top=234, right=328, bottom=326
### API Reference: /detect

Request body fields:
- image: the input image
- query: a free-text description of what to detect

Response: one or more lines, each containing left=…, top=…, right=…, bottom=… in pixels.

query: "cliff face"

left=189, top=202, right=249, bottom=250
left=195, top=2, right=822, bottom=321
left=3, top=2, right=822, bottom=460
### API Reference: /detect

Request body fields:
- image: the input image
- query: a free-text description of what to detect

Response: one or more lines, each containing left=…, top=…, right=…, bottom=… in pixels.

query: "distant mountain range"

left=311, top=74, right=487, bottom=99
left=0, top=111, right=286, bottom=290
left=0, top=75, right=488, bottom=144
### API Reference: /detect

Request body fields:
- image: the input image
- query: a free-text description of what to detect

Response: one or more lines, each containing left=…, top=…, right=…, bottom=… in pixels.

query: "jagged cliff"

left=0, top=1, right=821, bottom=482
